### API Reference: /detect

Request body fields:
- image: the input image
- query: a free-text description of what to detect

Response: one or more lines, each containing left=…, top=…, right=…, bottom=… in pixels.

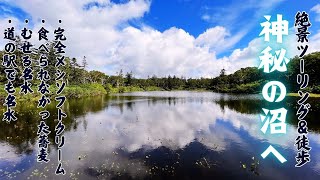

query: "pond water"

left=0, top=91, right=320, bottom=179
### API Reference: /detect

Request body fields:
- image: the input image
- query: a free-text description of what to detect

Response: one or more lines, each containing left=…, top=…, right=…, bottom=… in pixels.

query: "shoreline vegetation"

left=1, top=39, right=320, bottom=103
left=1, top=84, right=319, bottom=104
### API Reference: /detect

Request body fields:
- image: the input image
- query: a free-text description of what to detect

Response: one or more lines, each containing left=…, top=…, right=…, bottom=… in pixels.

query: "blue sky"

left=1, top=0, right=320, bottom=77
left=140, top=0, right=320, bottom=57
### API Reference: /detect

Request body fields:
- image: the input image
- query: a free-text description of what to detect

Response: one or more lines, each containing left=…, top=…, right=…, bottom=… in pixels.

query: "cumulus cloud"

left=107, top=26, right=256, bottom=78
left=195, top=26, right=245, bottom=54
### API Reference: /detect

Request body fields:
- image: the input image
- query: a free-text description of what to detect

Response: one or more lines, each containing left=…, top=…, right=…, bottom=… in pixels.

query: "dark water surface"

left=0, top=91, right=320, bottom=180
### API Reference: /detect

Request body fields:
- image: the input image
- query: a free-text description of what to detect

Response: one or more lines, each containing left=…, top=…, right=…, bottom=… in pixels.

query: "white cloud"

left=195, top=26, right=244, bottom=54
left=311, top=4, right=320, bottom=22
left=107, top=26, right=262, bottom=77
left=201, top=14, right=210, bottom=21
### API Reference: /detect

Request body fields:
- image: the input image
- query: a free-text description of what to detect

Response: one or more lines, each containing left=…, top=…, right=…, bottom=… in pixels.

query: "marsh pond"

left=1, top=91, right=320, bottom=179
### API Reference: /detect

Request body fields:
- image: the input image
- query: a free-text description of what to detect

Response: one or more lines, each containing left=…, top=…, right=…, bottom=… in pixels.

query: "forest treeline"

left=1, top=38, right=320, bottom=100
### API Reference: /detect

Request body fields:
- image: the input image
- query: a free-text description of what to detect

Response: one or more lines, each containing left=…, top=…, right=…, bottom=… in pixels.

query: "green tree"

left=125, top=71, right=133, bottom=86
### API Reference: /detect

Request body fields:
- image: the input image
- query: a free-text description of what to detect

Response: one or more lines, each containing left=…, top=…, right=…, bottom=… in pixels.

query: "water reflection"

left=0, top=91, right=319, bottom=179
